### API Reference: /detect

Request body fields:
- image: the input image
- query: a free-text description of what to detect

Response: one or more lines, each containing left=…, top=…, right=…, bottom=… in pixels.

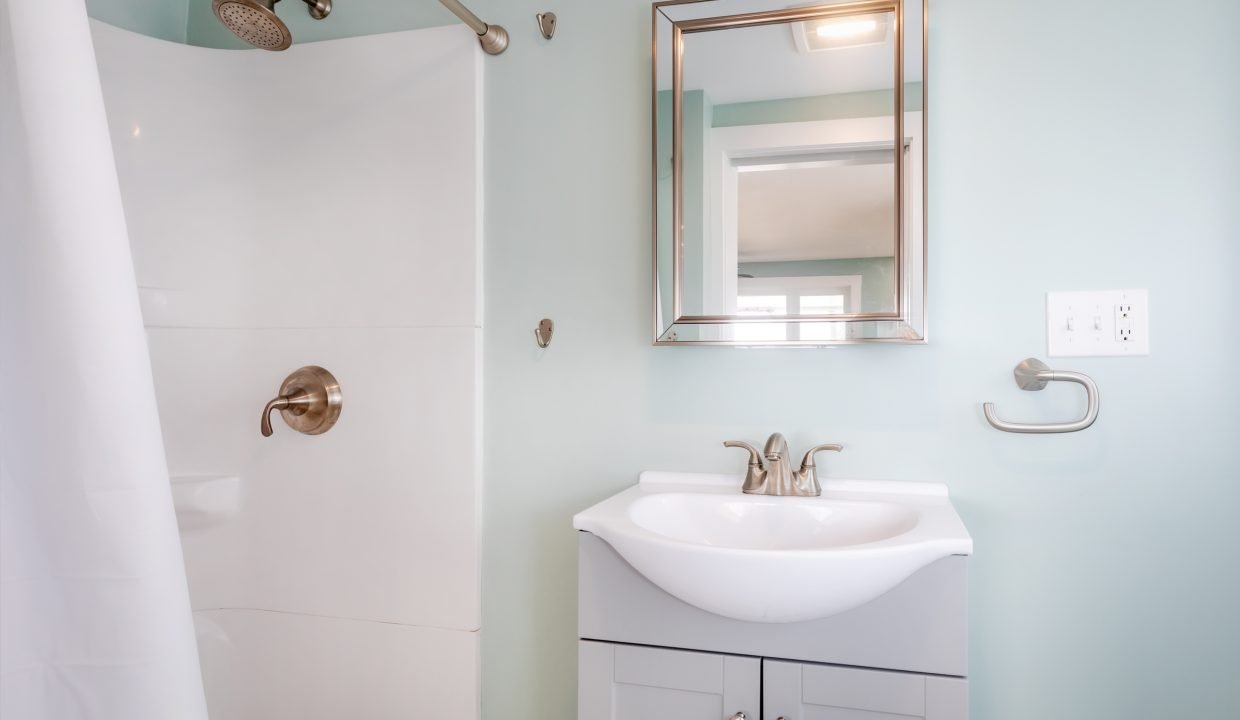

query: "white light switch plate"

left=1047, top=289, right=1149, bottom=357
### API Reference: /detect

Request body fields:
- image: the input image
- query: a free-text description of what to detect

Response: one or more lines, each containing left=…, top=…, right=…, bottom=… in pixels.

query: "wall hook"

left=536, top=12, right=556, bottom=40
left=534, top=318, right=554, bottom=348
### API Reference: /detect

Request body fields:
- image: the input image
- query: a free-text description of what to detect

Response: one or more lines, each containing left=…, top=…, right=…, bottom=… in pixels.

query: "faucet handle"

left=800, top=443, right=843, bottom=471
left=724, top=440, right=768, bottom=471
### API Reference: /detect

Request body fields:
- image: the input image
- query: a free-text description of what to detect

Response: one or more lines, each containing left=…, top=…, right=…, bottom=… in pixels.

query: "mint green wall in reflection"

left=713, top=83, right=923, bottom=128
left=654, top=89, right=712, bottom=323
left=655, top=89, right=673, bottom=328
left=680, top=90, right=710, bottom=316
left=85, top=1, right=1240, bottom=719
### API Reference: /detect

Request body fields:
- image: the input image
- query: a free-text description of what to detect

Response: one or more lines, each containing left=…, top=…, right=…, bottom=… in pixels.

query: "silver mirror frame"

left=652, top=0, right=928, bottom=346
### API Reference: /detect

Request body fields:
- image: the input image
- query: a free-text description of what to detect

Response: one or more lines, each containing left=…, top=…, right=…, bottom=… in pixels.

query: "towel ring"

left=983, top=358, right=1099, bottom=434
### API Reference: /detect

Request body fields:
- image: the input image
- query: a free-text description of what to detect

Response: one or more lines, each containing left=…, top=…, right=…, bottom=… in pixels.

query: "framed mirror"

left=653, top=0, right=926, bottom=345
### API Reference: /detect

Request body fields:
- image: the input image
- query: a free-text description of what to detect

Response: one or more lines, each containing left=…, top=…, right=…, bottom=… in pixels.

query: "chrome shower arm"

left=298, top=0, right=331, bottom=20
left=438, top=0, right=508, bottom=55
left=438, top=0, right=485, bottom=35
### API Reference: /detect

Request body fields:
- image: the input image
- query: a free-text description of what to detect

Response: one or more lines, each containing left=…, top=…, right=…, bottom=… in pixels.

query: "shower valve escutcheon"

left=724, top=433, right=842, bottom=497
left=260, top=366, right=343, bottom=437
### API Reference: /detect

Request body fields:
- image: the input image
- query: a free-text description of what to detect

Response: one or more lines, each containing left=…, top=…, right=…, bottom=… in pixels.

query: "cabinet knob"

left=727, top=714, right=747, bottom=720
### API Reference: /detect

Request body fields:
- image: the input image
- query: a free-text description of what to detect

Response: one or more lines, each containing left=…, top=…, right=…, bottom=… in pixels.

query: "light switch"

left=1047, top=289, right=1149, bottom=357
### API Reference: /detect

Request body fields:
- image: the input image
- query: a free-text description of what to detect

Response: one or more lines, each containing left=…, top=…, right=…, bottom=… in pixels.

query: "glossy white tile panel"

left=92, top=22, right=482, bottom=329
left=149, top=327, right=480, bottom=631
left=195, top=609, right=478, bottom=720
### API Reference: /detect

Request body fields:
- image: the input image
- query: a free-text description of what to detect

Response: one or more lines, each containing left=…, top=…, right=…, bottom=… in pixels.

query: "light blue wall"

left=89, top=1, right=1240, bottom=719
left=85, top=0, right=187, bottom=43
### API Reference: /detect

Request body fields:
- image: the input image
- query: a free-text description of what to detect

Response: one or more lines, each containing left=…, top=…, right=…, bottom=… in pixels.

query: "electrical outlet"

left=1047, top=289, right=1149, bottom=357
left=1115, top=304, right=1134, bottom=343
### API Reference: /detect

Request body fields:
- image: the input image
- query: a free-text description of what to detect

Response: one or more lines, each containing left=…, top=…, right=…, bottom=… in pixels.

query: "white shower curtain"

left=0, top=1, right=209, bottom=718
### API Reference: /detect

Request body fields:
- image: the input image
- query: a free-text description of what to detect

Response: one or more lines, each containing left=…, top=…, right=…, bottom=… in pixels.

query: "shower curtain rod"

left=439, top=0, right=508, bottom=55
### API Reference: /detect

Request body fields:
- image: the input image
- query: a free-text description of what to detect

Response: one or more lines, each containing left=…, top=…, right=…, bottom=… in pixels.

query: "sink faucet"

left=724, top=433, right=843, bottom=497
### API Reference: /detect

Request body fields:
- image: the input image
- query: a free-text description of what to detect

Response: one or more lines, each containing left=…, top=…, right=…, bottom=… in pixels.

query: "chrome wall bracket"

left=302, top=0, right=331, bottom=20
left=983, top=358, right=1099, bottom=433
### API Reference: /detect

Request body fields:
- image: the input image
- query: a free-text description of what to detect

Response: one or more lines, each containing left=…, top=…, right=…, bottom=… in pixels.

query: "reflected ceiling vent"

left=792, top=13, right=889, bottom=52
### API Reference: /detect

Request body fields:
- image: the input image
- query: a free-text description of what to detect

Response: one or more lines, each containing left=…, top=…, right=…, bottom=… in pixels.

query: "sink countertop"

left=573, top=471, right=972, bottom=623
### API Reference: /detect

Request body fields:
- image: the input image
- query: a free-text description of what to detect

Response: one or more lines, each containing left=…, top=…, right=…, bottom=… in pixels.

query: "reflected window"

left=737, top=275, right=860, bottom=315
left=736, top=294, right=787, bottom=316
left=800, top=294, right=847, bottom=315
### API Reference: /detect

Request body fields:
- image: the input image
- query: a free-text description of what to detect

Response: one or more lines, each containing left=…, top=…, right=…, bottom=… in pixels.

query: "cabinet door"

left=579, top=640, right=760, bottom=720
left=763, top=660, right=968, bottom=720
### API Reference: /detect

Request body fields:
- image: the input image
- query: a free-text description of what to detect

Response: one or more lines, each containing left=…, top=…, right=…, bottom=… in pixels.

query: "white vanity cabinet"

left=579, top=642, right=968, bottom=720
left=763, top=660, right=967, bottom=720
left=579, top=642, right=759, bottom=720
left=577, top=532, right=971, bottom=720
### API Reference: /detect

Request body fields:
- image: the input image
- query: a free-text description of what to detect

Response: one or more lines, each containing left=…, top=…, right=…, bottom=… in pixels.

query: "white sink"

left=573, top=472, right=972, bottom=623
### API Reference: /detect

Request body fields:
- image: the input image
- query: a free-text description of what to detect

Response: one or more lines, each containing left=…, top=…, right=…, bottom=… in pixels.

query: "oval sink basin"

left=574, top=472, right=972, bottom=623
left=629, top=493, right=918, bottom=551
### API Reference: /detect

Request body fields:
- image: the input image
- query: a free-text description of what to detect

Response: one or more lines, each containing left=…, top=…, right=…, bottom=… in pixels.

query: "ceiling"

left=737, top=162, right=895, bottom=262
left=656, top=0, right=923, bottom=104
left=684, top=19, right=893, bottom=104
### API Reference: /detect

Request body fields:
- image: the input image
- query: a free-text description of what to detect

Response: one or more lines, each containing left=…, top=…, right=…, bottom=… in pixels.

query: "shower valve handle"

left=259, top=366, right=343, bottom=438
left=260, top=391, right=312, bottom=437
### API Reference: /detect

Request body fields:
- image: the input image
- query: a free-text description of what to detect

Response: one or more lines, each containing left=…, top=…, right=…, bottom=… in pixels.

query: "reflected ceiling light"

left=816, top=19, right=877, bottom=39
left=794, top=13, right=889, bottom=52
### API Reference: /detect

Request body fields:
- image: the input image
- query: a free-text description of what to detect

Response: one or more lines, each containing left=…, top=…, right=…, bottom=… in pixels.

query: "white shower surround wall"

left=91, top=22, right=484, bottom=719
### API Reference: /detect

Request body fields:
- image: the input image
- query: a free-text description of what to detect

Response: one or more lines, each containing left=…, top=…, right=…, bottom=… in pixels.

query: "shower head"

left=213, top=0, right=509, bottom=55
left=212, top=0, right=331, bottom=51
